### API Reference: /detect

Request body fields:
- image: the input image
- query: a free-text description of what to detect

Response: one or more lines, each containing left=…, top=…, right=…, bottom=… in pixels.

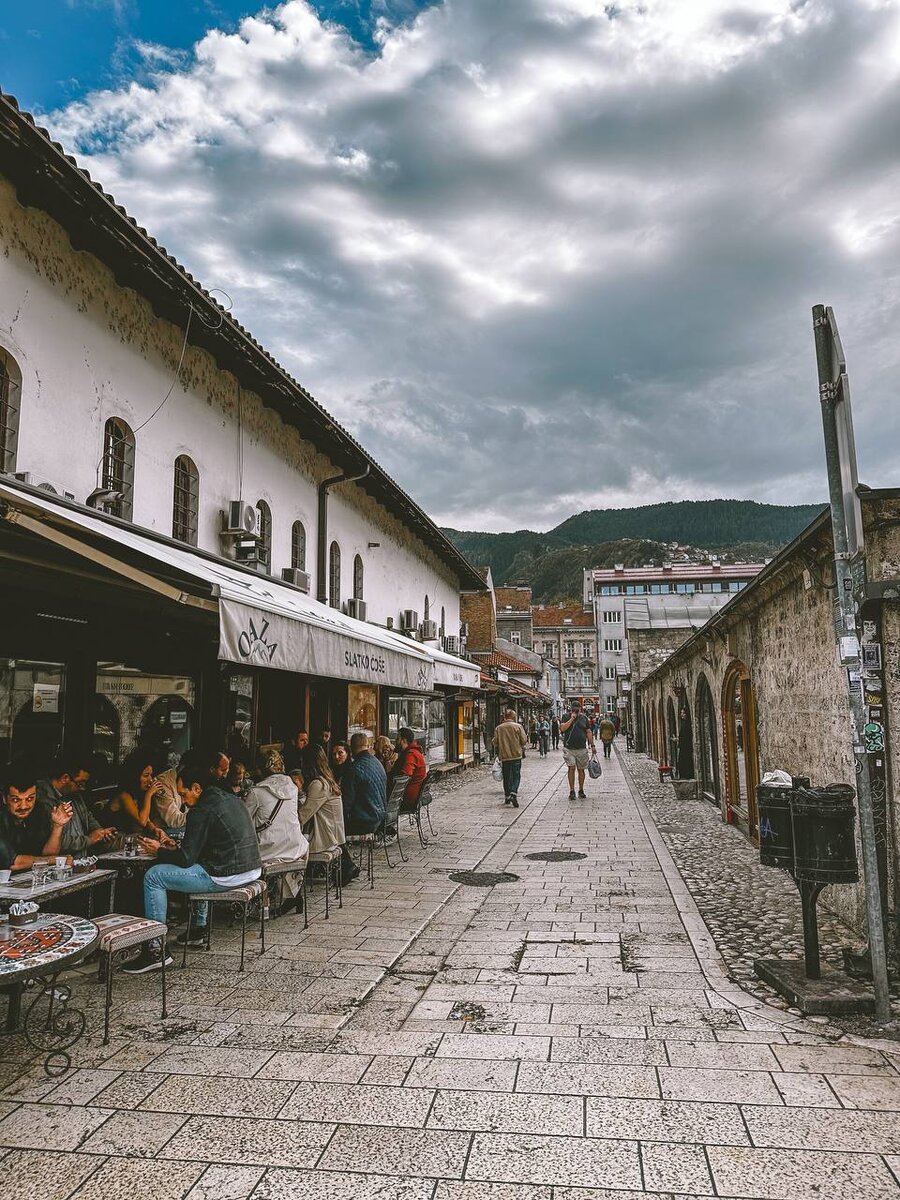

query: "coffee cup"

left=0, top=870, right=10, bottom=884
left=55, top=856, right=66, bottom=869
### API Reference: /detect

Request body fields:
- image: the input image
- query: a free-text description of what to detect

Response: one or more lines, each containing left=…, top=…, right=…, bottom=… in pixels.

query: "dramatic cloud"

left=43, top=0, right=900, bottom=530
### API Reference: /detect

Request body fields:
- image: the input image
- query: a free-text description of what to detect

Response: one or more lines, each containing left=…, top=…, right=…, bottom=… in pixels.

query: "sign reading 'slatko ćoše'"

left=218, top=598, right=434, bottom=692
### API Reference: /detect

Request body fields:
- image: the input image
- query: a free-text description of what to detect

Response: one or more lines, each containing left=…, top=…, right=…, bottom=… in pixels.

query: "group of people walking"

left=492, top=704, right=618, bottom=806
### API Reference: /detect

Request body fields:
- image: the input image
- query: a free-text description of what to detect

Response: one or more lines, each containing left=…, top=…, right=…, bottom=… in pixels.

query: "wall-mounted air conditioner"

left=281, top=567, right=311, bottom=592
left=222, top=501, right=261, bottom=538
left=419, top=620, right=438, bottom=640
left=14, top=471, right=76, bottom=501
left=443, top=635, right=459, bottom=654
left=459, top=622, right=469, bottom=638
left=345, top=598, right=367, bottom=621
left=401, top=609, right=419, bottom=631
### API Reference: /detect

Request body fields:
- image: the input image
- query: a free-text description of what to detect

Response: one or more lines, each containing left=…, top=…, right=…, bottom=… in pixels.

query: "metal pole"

left=812, top=304, right=891, bottom=1021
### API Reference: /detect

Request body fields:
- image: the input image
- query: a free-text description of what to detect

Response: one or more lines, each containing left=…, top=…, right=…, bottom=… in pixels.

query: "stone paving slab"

left=2, top=752, right=900, bottom=1198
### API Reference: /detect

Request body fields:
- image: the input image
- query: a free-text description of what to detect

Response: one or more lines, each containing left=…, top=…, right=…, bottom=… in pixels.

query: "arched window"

left=440, top=606, right=446, bottom=638
left=722, top=661, right=760, bottom=835
left=172, top=455, right=199, bottom=546
left=256, top=500, right=272, bottom=573
left=696, top=674, right=720, bottom=806
left=102, top=417, right=135, bottom=520
left=291, top=521, right=306, bottom=572
left=0, top=348, right=22, bottom=473
left=329, top=541, right=341, bottom=608
left=423, top=595, right=430, bottom=623
left=353, top=554, right=364, bottom=601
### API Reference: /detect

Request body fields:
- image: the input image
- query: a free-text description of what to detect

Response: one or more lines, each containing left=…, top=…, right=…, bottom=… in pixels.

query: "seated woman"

left=100, top=750, right=171, bottom=842
left=299, top=744, right=345, bottom=855
left=329, top=741, right=350, bottom=789
left=244, top=749, right=308, bottom=915
left=373, top=735, right=397, bottom=776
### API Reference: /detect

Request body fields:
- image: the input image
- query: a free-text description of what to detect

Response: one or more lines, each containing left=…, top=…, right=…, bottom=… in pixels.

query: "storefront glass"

left=457, top=700, right=474, bottom=760
left=348, top=683, right=378, bottom=740
left=387, top=695, right=427, bottom=745
left=0, top=659, right=66, bottom=766
left=426, top=697, right=447, bottom=764
left=225, top=671, right=254, bottom=763
left=94, top=664, right=196, bottom=772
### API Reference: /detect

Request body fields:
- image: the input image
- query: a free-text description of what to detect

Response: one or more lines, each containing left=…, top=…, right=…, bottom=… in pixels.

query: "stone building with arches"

left=635, top=491, right=900, bottom=947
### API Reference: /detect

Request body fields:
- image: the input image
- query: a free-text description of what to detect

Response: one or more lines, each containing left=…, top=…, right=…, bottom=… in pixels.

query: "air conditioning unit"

left=281, top=567, right=311, bottom=592
left=222, top=501, right=261, bottom=538
left=400, top=609, right=419, bottom=631
left=443, top=635, right=459, bottom=654
left=14, top=472, right=75, bottom=501
left=419, top=620, right=438, bottom=640
left=345, top=598, right=367, bottom=621
left=459, top=622, right=469, bottom=638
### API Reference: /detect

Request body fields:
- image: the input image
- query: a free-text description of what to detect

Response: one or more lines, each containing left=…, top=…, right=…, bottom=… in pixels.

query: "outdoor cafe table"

left=0, top=912, right=98, bottom=1075
left=95, top=850, right=155, bottom=917
left=0, top=867, right=117, bottom=918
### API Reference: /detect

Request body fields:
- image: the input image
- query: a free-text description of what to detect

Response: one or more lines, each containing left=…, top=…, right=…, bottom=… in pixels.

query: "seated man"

left=339, top=732, right=387, bottom=884
left=282, top=729, right=309, bottom=775
left=391, top=727, right=427, bottom=812
left=124, top=750, right=262, bottom=974
left=1, top=765, right=73, bottom=869
left=36, top=758, right=115, bottom=854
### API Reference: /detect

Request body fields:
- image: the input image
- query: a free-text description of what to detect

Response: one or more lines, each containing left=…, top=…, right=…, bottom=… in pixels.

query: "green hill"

left=444, top=499, right=824, bottom=603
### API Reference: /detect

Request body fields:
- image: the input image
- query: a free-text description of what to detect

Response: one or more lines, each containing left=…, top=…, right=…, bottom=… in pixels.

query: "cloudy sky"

left=5, top=0, right=900, bottom=531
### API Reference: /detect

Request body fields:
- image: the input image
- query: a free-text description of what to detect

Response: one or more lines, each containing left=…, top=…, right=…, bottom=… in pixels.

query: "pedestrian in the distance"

left=598, top=714, right=616, bottom=759
left=560, top=702, right=594, bottom=801
left=551, top=715, right=560, bottom=750
left=529, top=718, right=538, bottom=749
left=491, top=709, right=527, bottom=808
left=537, top=716, right=550, bottom=757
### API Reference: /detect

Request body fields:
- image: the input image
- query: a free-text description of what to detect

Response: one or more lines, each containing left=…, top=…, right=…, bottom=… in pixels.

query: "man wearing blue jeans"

left=491, top=710, right=527, bottom=808
left=123, top=752, right=262, bottom=974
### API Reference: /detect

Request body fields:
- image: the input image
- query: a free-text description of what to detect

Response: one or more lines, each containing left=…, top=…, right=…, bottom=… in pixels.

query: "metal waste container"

left=757, top=776, right=809, bottom=870
left=790, top=784, right=858, bottom=883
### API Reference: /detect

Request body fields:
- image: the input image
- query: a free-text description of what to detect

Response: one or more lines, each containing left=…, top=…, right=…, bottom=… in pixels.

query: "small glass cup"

left=31, top=862, right=52, bottom=889
left=54, top=864, right=73, bottom=882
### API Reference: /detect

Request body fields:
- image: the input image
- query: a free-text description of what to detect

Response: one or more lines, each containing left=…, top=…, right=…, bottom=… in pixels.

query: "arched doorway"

left=695, top=674, right=720, bottom=807
left=676, top=696, right=694, bottom=780
left=722, top=661, right=760, bottom=835
left=666, top=697, right=678, bottom=773
left=139, top=695, right=194, bottom=770
left=656, top=699, right=666, bottom=762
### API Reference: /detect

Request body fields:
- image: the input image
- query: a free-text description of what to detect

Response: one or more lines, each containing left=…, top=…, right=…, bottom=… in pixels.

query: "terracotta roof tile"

left=532, top=606, right=595, bottom=628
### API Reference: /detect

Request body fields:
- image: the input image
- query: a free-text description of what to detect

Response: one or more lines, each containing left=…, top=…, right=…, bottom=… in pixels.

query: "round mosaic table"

left=0, top=913, right=98, bottom=1075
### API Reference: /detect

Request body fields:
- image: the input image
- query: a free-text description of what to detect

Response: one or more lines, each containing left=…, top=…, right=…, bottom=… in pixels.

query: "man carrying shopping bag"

left=491, top=710, right=528, bottom=808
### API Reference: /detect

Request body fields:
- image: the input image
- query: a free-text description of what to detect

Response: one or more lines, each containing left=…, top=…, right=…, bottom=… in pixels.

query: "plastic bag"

left=587, top=754, right=602, bottom=780
left=491, top=757, right=503, bottom=782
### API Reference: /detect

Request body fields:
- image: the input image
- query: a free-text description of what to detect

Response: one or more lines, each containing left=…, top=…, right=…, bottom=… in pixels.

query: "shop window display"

left=94, top=664, right=196, bottom=772
left=0, top=659, right=66, bottom=766
left=348, top=684, right=378, bottom=739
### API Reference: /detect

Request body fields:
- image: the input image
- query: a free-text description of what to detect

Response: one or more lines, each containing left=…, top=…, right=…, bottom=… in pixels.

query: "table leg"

left=23, top=970, right=88, bottom=1077
left=4, top=982, right=23, bottom=1032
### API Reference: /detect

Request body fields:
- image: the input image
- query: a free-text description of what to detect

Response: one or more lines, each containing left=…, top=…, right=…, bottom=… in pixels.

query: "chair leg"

left=260, top=889, right=266, bottom=956
left=301, top=872, right=309, bottom=930
left=368, top=844, right=374, bottom=889
left=182, top=905, right=192, bottom=969
left=239, top=903, right=247, bottom=973
left=383, top=832, right=394, bottom=870
left=102, top=950, right=113, bottom=1046
left=160, top=937, right=168, bottom=1020
left=426, top=806, right=437, bottom=837
left=336, top=861, right=343, bottom=909
left=324, top=863, right=330, bottom=920
left=397, top=825, right=408, bottom=863
left=415, top=807, right=428, bottom=847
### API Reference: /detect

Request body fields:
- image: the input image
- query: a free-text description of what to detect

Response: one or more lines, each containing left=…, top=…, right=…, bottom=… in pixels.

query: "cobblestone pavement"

left=619, top=750, right=900, bottom=1037
left=2, top=750, right=900, bottom=1199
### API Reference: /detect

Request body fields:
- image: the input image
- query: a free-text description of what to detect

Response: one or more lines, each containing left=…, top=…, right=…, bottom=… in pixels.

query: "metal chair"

left=306, top=846, right=342, bottom=918
left=94, top=913, right=168, bottom=1045
left=262, top=857, right=308, bottom=929
left=346, top=832, right=376, bottom=889
left=182, top=878, right=267, bottom=972
left=404, top=770, right=437, bottom=847
left=379, top=778, right=409, bottom=868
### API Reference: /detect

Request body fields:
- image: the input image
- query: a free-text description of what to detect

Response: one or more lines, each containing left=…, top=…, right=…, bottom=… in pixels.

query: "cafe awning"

left=419, top=642, right=481, bottom=690
left=0, top=480, right=438, bottom=692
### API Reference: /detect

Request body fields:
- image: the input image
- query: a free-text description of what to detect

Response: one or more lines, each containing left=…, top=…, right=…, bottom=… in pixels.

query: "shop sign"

left=218, top=599, right=434, bottom=692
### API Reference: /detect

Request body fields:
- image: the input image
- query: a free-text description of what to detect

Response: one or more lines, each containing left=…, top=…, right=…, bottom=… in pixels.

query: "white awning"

left=420, top=642, right=481, bottom=690
left=0, top=481, right=435, bottom=692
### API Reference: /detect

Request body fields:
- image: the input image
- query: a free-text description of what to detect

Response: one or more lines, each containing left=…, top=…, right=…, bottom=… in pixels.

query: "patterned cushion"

left=308, top=847, right=341, bottom=864
left=94, top=913, right=168, bottom=954
left=346, top=833, right=376, bottom=845
left=262, top=857, right=308, bottom=877
left=187, top=879, right=265, bottom=904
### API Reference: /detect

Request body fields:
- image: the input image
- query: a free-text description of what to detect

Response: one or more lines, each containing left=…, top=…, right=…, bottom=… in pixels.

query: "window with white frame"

left=581, top=668, right=593, bottom=687
left=510, top=631, right=521, bottom=645
left=543, top=642, right=555, bottom=658
left=602, top=610, right=622, bottom=623
left=606, top=697, right=616, bottom=713
left=604, top=638, right=623, bottom=652
left=605, top=666, right=617, bottom=680
left=581, top=643, right=591, bottom=658
left=565, top=669, right=577, bottom=689
left=564, top=642, right=576, bottom=658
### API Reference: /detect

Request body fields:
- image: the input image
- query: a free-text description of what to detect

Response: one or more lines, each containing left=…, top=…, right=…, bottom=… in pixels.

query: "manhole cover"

left=449, top=871, right=520, bottom=886
left=524, top=851, right=587, bottom=863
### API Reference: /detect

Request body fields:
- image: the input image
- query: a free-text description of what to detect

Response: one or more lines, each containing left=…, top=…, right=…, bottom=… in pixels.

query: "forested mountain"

left=443, top=499, right=824, bottom=603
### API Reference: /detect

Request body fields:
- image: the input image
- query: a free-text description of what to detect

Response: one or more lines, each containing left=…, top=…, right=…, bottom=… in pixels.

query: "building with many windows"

left=532, top=604, right=598, bottom=710
left=583, top=562, right=765, bottom=717
left=0, top=91, right=484, bottom=776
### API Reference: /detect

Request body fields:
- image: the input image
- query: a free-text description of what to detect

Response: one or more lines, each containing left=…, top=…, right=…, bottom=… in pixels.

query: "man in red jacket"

left=392, top=727, right=427, bottom=812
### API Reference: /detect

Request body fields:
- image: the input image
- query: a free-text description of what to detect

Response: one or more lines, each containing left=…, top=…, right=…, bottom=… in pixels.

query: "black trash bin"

left=790, top=784, right=858, bottom=884
left=757, top=783, right=795, bottom=870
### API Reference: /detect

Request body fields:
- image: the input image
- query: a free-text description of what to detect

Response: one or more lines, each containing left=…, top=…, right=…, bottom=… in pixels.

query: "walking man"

left=599, top=713, right=616, bottom=759
left=560, top=701, right=594, bottom=801
left=551, top=714, right=560, bottom=750
left=537, top=715, right=550, bottom=757
left=492, top=709, right=527, bottom=808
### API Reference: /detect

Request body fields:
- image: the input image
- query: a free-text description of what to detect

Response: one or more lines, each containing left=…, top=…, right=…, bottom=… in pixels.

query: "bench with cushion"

left=93, top=913, right=168, bottom=1045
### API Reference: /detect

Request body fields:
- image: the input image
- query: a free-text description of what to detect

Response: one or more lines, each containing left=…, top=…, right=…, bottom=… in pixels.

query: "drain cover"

left=449, top=870, right=520, bottom=886
left=524, top=851, right=587, bottom=863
